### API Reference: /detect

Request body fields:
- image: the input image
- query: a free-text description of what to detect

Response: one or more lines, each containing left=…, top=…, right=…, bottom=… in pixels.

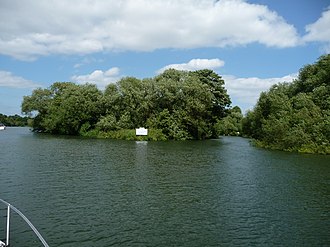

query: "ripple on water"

left=0, top=130, right=329, bottom=246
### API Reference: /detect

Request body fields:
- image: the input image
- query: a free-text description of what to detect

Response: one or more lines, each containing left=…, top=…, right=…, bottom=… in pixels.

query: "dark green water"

left=0, top=127, right=329, bottom=246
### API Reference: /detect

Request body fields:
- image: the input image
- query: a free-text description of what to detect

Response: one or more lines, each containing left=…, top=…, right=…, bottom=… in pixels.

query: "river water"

left=0, top=127, right=329, bottom=246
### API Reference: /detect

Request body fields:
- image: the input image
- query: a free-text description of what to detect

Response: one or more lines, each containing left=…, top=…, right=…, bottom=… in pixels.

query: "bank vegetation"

left=243, top=55, right=330, bottom=154
left=22, top=55, right=330, bottom=154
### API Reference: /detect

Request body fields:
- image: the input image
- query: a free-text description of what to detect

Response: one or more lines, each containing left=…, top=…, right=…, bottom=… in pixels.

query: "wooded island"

left=21, top=55, right=330, bottom=154
left=22, top=69, right=240, bottom=140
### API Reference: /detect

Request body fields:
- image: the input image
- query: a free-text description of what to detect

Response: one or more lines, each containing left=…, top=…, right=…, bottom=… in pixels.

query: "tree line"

left=242, top=54, right=330, bottom=154
left=22, top=69, right=242, bottom=140
left=0, top=113, right=30, bottom=127
left=21, top=55, right=329, bottom=154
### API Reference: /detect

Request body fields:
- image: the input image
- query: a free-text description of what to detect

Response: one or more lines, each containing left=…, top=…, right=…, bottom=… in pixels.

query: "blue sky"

left=0, top=0, right=329, bottom=116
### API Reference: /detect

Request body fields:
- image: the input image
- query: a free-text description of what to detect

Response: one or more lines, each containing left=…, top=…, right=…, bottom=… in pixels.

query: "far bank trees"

left=0, top=113, right=30, bottom=126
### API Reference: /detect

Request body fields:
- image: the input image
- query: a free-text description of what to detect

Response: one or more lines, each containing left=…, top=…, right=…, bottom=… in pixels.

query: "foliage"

left=0, top=113, right=31, bottom=126
left=242, top=55, right=330, bottom=154
left=22, top=69, right=232, bottom=140
left=215, top=106, right=243, bottom=136
left=22, top=82, right=103, bottom=134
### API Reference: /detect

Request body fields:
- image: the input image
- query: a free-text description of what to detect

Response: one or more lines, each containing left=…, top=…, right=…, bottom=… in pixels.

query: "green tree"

left=0, top=113, right=30, bottom=126
left=215, top=106, right=243, bottom=136
left=192, top=69, right=231, bottom=117
left=21, top=87, right=53, bottom=130
left=22, top=69, right=232, bottom=140
left=47, top=83, right=102, bottom=135
left=22, top=82, right=102, bottom=135
left=243, top=55, right=330, bottom=154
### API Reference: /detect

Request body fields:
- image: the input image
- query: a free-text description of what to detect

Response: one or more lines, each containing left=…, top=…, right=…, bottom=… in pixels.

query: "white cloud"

left=157, top=58, right=225, bottom=74
left=303, top=8, right=330, bottom=53
left=0, top=71, right=40, bottom=88
left=71, top=67, right=121, bottom=89
left=74, top=57, right=104, bottom=69
left=223, top=73, right=297, bottom=112
left=304, top=8, right=330, bottom=42
left=0, top=0, right=299, bottom=60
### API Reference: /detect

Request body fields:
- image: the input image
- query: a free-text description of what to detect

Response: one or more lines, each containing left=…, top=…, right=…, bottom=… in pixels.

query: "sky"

left=0, top=0, right=329, bottom=116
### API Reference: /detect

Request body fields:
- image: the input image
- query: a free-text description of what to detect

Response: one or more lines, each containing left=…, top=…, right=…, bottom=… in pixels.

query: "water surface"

left=0, top=128, right=329, bottom=246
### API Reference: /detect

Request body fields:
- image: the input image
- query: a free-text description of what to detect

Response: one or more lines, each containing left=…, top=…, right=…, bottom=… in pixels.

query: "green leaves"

left=215, top=106, right=243, bottom=136
left=22, top=69, right=232, bottom=140
left=98, top=68, right=231, bottom=140
left=22, top=83, right=102, bottom=135
left=243, top=54, right=330, bottom=154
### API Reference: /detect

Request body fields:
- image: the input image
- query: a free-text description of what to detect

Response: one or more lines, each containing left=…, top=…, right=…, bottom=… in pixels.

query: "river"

left=0, top=127, right=329, bottom=246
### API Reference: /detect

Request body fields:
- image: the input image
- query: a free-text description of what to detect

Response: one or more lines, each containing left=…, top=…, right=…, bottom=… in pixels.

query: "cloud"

left=157, top=58, right=225, bottom=74
left=0, top=0, right=300, bottom=60
left=73, top=57, right=104, bottom=69
left=223, top=73, right=297, bottom=112
left=304, top=8, right=330, bottom=42
left=71, top=67, right=121, bottom=89
left=303, top=8, right=330, bottom=53
left=0, top=70, right=40, bottom=88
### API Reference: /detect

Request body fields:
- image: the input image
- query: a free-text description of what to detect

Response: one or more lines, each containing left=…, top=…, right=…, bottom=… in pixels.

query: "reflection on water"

left=0, top=128, right=329, bottom=246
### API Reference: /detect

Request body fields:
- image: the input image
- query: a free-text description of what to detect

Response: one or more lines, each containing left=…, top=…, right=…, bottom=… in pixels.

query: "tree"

left=22, top=82, right=102, bottom=135
left=242, top=55, right=330, bottom=154
left=21, top=87, right=53, bottom=131
left=22, top=69, right=233, bottom=140
left=215, top=106, right=243, bottom=136
left=0, top=113, right=30, bottom=126
left=192, top=69, right=231, bottom=117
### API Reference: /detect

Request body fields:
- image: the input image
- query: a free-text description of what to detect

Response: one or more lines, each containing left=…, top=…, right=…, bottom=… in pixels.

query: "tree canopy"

left=20, top=55, right=330, bottom=153
left=22, top=82, right=103, bottom=135
left=0, top=113, right=30, bottom=127
left=242, top=55, right=330, bottom=154
left=22, top=69, right=233, bottom=140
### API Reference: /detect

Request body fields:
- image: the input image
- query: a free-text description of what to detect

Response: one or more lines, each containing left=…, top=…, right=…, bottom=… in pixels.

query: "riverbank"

left=253, top=139, right=330, bottom=155
left=78, top=128, right=330, bottom=154
left=80, top=128, right=168, bottom=141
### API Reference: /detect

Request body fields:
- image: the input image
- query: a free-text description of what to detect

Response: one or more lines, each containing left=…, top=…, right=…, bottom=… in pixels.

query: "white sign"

left=136, top=127, right=148, bottom=136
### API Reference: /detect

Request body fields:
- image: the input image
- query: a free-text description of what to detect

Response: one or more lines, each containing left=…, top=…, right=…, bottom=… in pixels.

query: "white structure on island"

left=136, top=127, right=148, bottom=136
